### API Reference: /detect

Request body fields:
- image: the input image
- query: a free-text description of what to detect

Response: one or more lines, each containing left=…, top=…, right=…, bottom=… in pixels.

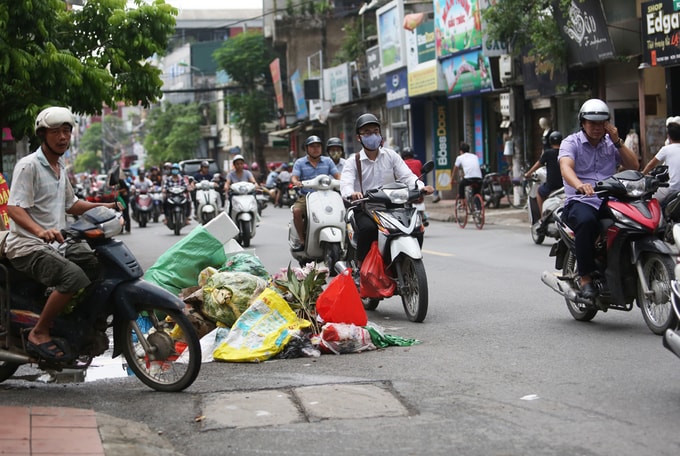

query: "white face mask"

left=361, top=133, right=382, bottom=150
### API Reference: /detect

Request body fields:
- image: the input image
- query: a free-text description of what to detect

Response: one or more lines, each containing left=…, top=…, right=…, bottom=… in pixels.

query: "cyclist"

left=451, top=142, right=482, bottom=203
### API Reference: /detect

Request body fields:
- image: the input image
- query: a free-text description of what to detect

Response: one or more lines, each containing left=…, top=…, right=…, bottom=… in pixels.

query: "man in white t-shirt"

left=451, top=142, right=483, bottom=199
left=642, top=121, right=680, bottom=204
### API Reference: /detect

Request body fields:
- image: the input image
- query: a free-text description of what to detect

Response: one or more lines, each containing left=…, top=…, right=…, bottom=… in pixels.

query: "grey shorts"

left=9, top=243, right=96, bottom=294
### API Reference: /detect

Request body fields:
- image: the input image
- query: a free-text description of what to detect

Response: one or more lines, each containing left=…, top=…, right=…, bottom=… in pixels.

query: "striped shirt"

left=4, top=147, right=77, bottom=259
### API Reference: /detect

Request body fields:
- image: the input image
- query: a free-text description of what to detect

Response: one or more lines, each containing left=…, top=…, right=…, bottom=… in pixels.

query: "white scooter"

left=195, top=180, right=221, bottom=225
left=288, top=174, right=346, bottom=273
left=228, top=181, right=259, bottom=247
left=527, top=167, right=565, bottom=245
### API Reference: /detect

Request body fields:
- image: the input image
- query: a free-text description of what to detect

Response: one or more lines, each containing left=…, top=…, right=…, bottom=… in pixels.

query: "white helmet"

left=232, top=154, right=245, bottom=163
left=35, top=107, right=76, bottom=134
left=578, top=99, right=610, bottom=122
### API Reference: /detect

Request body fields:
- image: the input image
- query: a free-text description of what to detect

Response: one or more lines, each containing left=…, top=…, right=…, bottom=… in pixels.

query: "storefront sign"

left=367, top=46, right=386, bottom=95
left=641, top=0, right=680, bottom=66
left=432, top=100, right=452, bottom=191
left=553, top=0, right=614, bottom=66
left=441, top=50, right=493, bottom=98
left=408, top=61, right=443, bottom=96
left=433, top=0, right=483, bottom=59
left=323, top=63, right=352, bottom=105
left=269, top=58, right=285, bottom=127
left=385, top=69, right=409, bottom=109
left=521, top=49, right=568, bottom=99
left=290, top=70, right=308, bottom=120
left=377, top=0, right=407, bottom=74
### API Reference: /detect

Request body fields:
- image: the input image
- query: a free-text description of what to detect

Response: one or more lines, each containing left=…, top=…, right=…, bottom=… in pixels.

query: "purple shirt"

left=558, top=130, right=622, bottom=209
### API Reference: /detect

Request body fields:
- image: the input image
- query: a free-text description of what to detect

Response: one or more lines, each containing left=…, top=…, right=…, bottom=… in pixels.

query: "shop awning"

left=269, top=125, right=302, bottom=137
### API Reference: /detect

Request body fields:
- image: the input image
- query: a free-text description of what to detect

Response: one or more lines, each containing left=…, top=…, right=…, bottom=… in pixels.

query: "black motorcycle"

left=165, top=185, right=189, bottom=235
left=0, top=207, right=201, bottom=391
left=480, top=165, right=507, bottom=208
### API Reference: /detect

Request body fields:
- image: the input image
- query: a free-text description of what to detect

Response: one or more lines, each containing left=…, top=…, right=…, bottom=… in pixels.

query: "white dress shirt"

left=340, top=147, right=422, bottom=199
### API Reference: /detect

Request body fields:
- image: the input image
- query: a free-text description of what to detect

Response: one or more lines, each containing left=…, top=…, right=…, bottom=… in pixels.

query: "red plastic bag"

left=316, top=268, right=367, bottom=326
left=360, top=241, right=396, bottom=299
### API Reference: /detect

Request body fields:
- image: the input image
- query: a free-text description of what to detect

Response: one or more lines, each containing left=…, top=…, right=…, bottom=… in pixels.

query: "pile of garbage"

left=143, top=218, right=419, bottom=363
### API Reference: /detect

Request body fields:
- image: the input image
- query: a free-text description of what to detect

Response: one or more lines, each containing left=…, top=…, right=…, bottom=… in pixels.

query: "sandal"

left=27, top=337, right=69, bottom=361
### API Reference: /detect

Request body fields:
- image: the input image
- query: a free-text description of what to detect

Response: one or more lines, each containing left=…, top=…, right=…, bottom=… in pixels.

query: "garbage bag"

left=144, top=226, right=227, bottom=296
left=316, top=268, right=367, bottom=326
left=213, top=288, right=311, bottom=362
left=219, top=252, right=270, bottom=280
left=202, top=271, right=268, bottom=327
left=360, top=241, right=396, bottom=299
left=319, top=322, right=376, bottom=355
left=364, top=322, right=421, bottom=348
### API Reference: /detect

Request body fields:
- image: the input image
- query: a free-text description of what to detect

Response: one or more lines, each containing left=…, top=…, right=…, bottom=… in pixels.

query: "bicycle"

left=502, top=168, right=530, bottom=209
left=454, top=181, right=485, bottom=229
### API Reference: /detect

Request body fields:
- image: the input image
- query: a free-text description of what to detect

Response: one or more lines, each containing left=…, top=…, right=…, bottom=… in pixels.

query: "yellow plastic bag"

left=212, top=288, right=311, bottom=363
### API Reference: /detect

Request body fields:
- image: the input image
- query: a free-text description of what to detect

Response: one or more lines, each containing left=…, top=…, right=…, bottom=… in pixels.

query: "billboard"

left=641, top=0, right=680, bottom=67
left=377, top=0, right=407, bottom=74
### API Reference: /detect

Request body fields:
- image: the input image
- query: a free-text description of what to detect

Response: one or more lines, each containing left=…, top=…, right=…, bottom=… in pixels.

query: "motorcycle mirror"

left=421, top=161, right=435, bottom=175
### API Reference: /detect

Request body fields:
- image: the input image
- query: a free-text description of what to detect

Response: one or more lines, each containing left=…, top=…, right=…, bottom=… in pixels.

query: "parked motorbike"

left=131, top=187, right=153, bottom=228
left=150, top=185, right=164, bottom=223
left=341, top=161, right=434, bottom=323
left=288, top=174, right=346, bottom=273
left=165, top=185, right=190, bottom=236
left=480, top=165, right=507, bottom=208
left=195, top=180, right=221, bottom=225
left=228, top=181, right=259, bottom=247
left=0, top=207, right=201, bottom=391
left=527, top=166, right=565, bottom=244
left=541, top=166, right=678, bottom=335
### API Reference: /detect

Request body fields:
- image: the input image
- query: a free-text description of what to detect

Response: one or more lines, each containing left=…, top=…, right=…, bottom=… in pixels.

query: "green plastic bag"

left=220, top=252, right=270, bottom=280
left=144, top=225, right=227, bottom=296
left=364, top=323, right=421, bottom=348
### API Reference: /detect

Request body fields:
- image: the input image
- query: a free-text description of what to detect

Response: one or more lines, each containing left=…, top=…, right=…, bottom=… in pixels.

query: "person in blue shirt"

left=290, top=135, right=339, bottom=251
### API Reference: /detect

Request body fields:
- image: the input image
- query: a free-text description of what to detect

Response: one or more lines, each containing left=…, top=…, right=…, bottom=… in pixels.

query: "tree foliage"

left=0, top=0, right=177, bottom=142
left=213, top=32, right=277, bottom=171
left=143, top=103, right=202, bottom=165
left=483, top=0, right=570, bottom=69
left=73, top=151, right=101, bottom=174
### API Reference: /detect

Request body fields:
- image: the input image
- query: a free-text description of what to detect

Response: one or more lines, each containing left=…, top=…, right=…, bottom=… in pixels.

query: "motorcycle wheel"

left=153, top=210, right=159, bottom=223
left=0, top=360, right=20, bottom=382
left=118, top=306, right=201, bottom=392
left=362, top=297, right=380, bottom=311
left=454, top=197, right=468, bottom=228
left=239, top=220, right=251, bottom=247
left=400, top=256, right=428, bottom=322
left=139, top=213, right=147, bottom=228
left=638, top=253, right=677, bottom=335
left=563, top=251, right=598, bottom=321
left=531, top=222, right=545, bottom=244
left=324, top=242, right=342, bottom=277
left=172, top=212, right=181, bottom=236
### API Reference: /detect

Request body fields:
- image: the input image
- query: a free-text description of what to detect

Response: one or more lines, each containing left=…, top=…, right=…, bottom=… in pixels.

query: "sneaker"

left=291, top=242, right=305, bottom=252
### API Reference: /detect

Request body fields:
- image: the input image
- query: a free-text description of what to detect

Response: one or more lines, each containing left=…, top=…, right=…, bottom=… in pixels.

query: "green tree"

left=143, top=103, right=202, bottom=165
left=483, top=0, right=569, bottom=69
left=213, top=32, right=277, bottom=172
left=73, top=151, right=101, bottom=174
left=0, top=0, right=176, bottom=154
left=79, top=115, right=130, bottom=169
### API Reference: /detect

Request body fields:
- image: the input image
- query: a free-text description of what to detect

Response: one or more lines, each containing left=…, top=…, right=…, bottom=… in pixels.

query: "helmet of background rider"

left=578, top=99, right=610, bottom=125
left=326, top=137, right=344, bottom=160
left=35, top=106, right=76, bottom=139
left=355, top=113, right=381, bottom=135
left=549, top=131, right=563, bottom=146
left=401, top=146, right=414, bottom=159
left=200, top=160, right=209, bottom=171
left=304, top=135, right=323, bottom=153
left=171, top=163, right=180, bottom=175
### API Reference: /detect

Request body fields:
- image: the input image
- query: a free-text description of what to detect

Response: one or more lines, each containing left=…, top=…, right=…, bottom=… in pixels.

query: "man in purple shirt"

left=559, top=98, right=640, bottom=299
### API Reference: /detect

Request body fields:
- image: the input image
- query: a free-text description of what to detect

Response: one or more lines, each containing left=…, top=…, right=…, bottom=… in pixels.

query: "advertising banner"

left=553, top=0, right=614, bottom=66
left=323, top=63, right=352, bottom=105
left=441, top=50, right=493, bottom=98
left=377, top=0, right=407, bottom=74
left=385, top=68, right=409, bottom=109
left=367, top=46, right=386, bottom=94
left=521, top=50, right=568, bottom=99
left=290, top=70, right=308, bottom=120
left=433, top=0, right=483, bottom=59
left=432, top=100, right=453, bottom=191
left=641, top=0, right=680, bottom=67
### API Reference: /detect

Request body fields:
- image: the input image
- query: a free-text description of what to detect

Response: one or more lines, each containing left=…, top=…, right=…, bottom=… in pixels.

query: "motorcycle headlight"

left=621, top=178, right=646, bottom=197
left=383, top=188, right=409, bottom=204
left=318, top=175, right=331, bottom=188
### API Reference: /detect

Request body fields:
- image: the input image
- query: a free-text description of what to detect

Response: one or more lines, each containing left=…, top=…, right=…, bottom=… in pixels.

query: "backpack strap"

left=355, top=152, right=363, bottom=194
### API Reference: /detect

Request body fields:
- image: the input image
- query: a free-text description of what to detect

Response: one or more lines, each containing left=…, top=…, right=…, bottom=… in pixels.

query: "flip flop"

left=26, top=337, right=69, bottom=362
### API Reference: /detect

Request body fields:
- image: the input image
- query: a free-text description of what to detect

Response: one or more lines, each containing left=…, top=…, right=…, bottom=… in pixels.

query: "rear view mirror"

left=421, top=161, right=435, bottom=174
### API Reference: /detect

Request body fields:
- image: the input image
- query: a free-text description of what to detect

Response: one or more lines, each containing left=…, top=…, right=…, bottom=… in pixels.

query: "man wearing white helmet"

left=5, top=106, right=120, bottom=361
left=559, top=99, right=639, bottom=300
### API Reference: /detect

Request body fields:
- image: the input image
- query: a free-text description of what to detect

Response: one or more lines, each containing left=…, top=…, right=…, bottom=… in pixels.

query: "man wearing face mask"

left=340, top=113, right=434, bottom=266
left=326, top=137, right=346, bottom=174
left=559, top=98, right=639, bottom=300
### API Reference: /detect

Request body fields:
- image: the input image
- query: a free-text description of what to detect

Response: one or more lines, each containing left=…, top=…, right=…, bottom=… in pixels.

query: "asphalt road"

left=3, top=204, right=680, bottom=456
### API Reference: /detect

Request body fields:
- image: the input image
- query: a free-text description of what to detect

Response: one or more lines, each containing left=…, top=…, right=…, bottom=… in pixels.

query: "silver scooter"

left=528, top=166, right=565, bottom=245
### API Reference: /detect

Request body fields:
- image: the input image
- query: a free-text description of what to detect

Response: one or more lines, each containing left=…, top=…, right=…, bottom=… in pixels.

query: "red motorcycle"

left=541, top=166, right=678, bottom=335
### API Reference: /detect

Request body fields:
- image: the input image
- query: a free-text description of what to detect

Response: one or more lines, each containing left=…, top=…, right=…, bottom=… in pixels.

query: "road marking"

left=422, top=249, right=455, bottom=257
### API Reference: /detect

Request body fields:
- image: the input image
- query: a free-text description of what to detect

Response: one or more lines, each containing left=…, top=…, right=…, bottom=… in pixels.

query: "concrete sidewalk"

left=424, top=196, right=529, bottom=227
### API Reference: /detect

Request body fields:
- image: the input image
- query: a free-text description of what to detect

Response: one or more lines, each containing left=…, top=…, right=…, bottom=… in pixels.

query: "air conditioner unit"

left=499, top=55, right=513, bottom=83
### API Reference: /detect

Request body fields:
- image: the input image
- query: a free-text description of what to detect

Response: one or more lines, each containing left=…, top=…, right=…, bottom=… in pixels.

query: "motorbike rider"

left=4, top=106, right=121, bottom=361
left=275, top=163, right=292, bottom=207
left=340, top=113, right=434, bottom=265
left=524, top=130, right=563, bottom=214
left=641, top=121, right=680, bottom=205
left=327, top=137, right=346, bottom=174
left=401, top=147, right=430, bottom=226
left=559, top=98, right=639, bottom=299
left=212, top=172, right=227, bottom=209
left=290, top=135, right=340, bottom=251
left=265, top=163, right=280, bottom=205
left=191, top=160, right=213, bottom=217
left=224, top=154, right=259, bottom=215
left=451, top=142, right=483, bottom=201
left=148, top=166, right=163, bottom=187
left=162, top=163, right=191, bottom=224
